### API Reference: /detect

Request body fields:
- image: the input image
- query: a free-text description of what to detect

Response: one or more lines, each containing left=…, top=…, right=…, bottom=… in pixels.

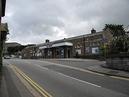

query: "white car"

left=4, top=56, right=11, bottom=59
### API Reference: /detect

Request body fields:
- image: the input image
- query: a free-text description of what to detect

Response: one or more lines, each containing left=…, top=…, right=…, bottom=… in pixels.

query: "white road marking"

left=41, top=60, right=129, bottom=82
left=38, top=60, right=104, bottom=76
left=35, top=64, right=101, bottom=88
left=57, top=72, right=101, bottom=88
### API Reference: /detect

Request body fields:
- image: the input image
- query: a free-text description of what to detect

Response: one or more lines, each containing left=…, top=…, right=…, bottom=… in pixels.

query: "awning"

left=52, top=42, right=73, bottom=47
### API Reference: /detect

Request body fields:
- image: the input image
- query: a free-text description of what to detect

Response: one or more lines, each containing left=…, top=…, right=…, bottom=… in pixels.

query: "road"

left=3, top=59, right=129, bottom=97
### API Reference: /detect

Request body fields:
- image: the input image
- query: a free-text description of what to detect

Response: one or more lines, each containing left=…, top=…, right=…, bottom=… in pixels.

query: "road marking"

left=57, top=72, right=102, bottom=88
left=11, top=65, right=52, bottom=97
left=10, top=65, right=42, bottom=97
left=22, top=60, right=129, bottom=82
left=40, top=60, right=105, bottom=76
left=24, top=60, right=104, bottom=76
left=35, top=64, right=101, bottom=88
left=14, top=65, right=53, bottom=97
left=40, top=61, right=129, bottom=81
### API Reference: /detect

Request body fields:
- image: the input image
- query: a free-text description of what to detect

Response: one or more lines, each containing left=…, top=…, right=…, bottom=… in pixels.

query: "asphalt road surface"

left=3, top=59, right=129, bottom=97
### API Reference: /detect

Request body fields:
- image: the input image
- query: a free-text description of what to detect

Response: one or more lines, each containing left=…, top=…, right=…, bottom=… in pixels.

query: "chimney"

left=45, top=39, right=50, bottom=43
left=91, top=28, right=96, bottom=34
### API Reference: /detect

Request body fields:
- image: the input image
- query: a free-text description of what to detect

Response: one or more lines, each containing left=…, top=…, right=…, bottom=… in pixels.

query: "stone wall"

left=106, top=57, right=129, bottom=71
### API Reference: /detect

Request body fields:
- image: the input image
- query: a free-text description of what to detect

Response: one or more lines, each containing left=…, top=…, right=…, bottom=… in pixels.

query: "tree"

left=103, top=24, right=129, bottom=55
left=103, top=24, right=125, bottom=37
left=7, top=46, right=26, bottom=55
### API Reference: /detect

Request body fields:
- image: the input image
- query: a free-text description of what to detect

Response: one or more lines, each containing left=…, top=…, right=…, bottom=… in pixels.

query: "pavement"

left=0, top=67, right=8, bottom=97
left=87, top=64, right=129, bottom=79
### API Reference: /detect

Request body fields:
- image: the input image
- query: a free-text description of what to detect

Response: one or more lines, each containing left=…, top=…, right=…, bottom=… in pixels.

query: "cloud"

left=2, top=0, right=129, bottom=45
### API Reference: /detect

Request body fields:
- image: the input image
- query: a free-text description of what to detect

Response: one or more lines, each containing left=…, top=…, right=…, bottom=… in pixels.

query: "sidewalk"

left=87, top=64, right=129, bottom=79
left=0, top=64, right=34, bottom=97
left=64, top=58, right=129, bottom=79
left=42, top=58, right=103, bottom=62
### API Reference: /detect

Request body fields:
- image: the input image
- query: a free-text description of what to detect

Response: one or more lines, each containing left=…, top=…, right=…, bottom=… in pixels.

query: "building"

left=22, top=29, right=113, bottom=58
left=21, top=28, right=113, bottom=59
left=0, top=0, right=7, bottom=66
left=0, top=23, right=8, bottom=60
left=0, top=0, right=6, bottom=17
left=36, top=39, right=73, bottom=58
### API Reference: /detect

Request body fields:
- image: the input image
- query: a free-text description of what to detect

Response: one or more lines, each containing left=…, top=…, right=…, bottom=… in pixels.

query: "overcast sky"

left=2, top=0, right=129, bottom=45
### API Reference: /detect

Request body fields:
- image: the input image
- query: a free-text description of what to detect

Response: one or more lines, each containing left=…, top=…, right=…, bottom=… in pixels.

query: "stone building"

left=21, top=28, right=113, bottom=59
left=0, top=0, right=7, bottom=66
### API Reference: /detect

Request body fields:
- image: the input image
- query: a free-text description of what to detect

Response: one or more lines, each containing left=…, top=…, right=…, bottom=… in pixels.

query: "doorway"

left=68, top=49, right=70, bottom=58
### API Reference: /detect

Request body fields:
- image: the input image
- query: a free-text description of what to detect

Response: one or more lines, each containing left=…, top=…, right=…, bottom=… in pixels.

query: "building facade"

left=0, top=0, right=7, bottom=66
left=37, top=40, right=73, bottom=58
left=21, top=29, right=113, bottom=59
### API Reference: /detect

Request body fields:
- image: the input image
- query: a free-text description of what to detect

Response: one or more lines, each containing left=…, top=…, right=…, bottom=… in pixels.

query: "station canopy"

left=39, top=42, right=73, bottom=49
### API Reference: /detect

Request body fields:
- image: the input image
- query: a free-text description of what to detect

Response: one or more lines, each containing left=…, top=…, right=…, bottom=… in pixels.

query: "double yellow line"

left=12, top=65, right=52, bottom=97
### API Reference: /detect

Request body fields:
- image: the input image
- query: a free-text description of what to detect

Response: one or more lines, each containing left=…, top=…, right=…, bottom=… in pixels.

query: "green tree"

left=104, top=24, right=129, bottom=55
left=103, top=24, right=125, bottom=37
left=7, top=46, right=26, bottom=55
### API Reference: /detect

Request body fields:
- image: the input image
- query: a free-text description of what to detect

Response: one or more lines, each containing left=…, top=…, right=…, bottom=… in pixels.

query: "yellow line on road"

left=10, top=65, right=42, bottom=97
left=12, top=65, right=52, bottom=97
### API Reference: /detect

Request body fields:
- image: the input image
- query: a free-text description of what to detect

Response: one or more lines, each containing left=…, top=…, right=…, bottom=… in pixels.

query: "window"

left=91, top=47, right=99, bottom=54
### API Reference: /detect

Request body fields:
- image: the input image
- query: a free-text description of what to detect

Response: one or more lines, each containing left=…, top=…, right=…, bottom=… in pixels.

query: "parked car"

left=4, top=56, right=11, bottom=59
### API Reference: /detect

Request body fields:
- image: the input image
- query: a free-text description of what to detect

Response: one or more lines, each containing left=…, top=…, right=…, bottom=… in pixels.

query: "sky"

left=2, top=0, right=129, bottom=45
